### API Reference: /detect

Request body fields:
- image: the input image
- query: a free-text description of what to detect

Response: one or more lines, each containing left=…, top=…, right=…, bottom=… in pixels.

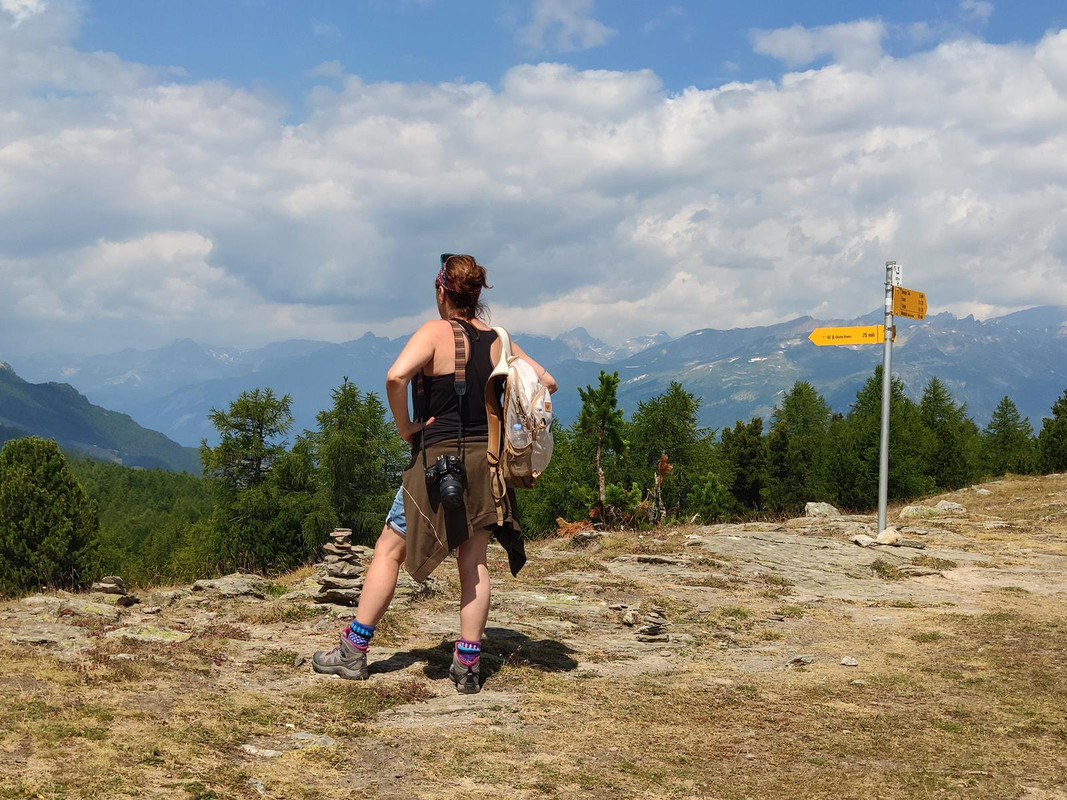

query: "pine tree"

left=918, top=377, right=982, bottom=490
left=314, top=379, right=406, bottom=538
left=763, top=381, right=831, bottom=513
left=720, top=417, right=766, bottom=511
left=201, top=388, right=293, bottom=492
left=200, top=388, right=303, bottom=571
left=577, top=371, right=627, bottom=513
left=0, top=437, right=99, bottom=596
left=823, top=367, right=935, bottom=508
left=1038, top=389, right=1067, bottom=473
left=982, top=396, right=1036, bottom=476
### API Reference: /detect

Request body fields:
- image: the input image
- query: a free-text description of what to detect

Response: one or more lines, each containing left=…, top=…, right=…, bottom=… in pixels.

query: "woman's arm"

left=512, top=341, right=558, bottom=394
left=386, top=321, right=440, bottom=444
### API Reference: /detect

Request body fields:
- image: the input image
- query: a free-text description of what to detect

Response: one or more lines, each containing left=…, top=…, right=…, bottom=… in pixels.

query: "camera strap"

left=415, top=320, right=470, bottom=473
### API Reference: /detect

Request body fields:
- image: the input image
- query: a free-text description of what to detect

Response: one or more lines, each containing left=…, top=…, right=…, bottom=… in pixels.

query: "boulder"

left=934, top=500, right=967, bottom=515
left=58, top=599, right=121, bottom=622
left=899, top=505, right=947, bottom=521
left=192, top=573, right=270, bottom=599
left=804, top=502, right=841, bottom=518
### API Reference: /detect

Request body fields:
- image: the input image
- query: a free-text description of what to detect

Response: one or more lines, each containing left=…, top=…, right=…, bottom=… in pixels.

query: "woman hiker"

left=312, top=253, right=557, bottom=693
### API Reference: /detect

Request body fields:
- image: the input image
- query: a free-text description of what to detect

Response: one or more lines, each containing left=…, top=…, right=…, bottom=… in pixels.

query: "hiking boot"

left=448, top=651, right=481, bottom=694
left=312, top=635, right=368, bottom=680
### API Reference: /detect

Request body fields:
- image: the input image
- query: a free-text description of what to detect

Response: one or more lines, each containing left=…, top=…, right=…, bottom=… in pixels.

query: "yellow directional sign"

left=808, top=325, right=889, bottom=346
left=893, top=286, right=927, bottom=320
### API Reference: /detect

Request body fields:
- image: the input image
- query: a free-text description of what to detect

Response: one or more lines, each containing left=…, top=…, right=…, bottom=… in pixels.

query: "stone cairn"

left=90, top=575, right=140, bottom=607
left=314, top=529, right=372, bottom=606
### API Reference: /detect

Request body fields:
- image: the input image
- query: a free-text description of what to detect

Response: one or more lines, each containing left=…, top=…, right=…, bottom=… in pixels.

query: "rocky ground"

left=2, top=476, right=1067, bottom=799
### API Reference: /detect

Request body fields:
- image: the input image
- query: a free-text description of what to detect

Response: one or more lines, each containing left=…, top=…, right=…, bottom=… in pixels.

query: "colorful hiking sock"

left=345, top=620, right=375, bottom=651
left=455, top=638, right=481, bottom=667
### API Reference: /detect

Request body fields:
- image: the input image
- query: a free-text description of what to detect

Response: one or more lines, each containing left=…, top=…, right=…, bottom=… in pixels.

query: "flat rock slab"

left=685, top=528, right=987, bottom=604
left=192, top=574, right=269, bottom=598
left=58, top=599, right=121, bottom=622
left=1, top=621, right=89, bottom=647
left=377, top=690, right=521, bottom=729
left=104, top=624, right=193, bottom=643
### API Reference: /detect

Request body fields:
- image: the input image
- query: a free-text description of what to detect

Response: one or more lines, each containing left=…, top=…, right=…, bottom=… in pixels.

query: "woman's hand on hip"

left=398, top=416, right=435, bottom=445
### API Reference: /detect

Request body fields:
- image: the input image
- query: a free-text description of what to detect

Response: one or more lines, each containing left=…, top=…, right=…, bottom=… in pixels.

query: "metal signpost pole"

left=877, top=261, right=897, bottom=534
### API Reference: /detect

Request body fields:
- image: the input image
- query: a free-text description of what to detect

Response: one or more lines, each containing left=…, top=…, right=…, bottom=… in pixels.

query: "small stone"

left=850, top=679, right=867, bottom=687
left=91, top=578, right=127, bottom=595
left=789, top=654, right=816, bottom=666
left=608, top=603, right=628, bottom=611
left=317, top=576, right=363, bottom=591
left=571, top=530, right=605, bottom=547
left=247, top=779, right=267, bottom=796
left=142, top=606, right=162, bottom=615
left=851, top=534, right=877, bottom=548
left=804, top=502, right=841, bottom=518
left=840, top=656, right=858, bottom=667
left=876, top=527, right=903, bottom=546
left=325, top=563, right=362, bottom=579
left=293, top=654, right=307, bottom=668
left=972, top=487, right=993, bottom=496
left=240, top=744, right=283, bottom=759
left=621, top=609, right=639, bottom=626
left=636, top=633, right=671, bottom=643
left=116, top=595, right=141, bottom=607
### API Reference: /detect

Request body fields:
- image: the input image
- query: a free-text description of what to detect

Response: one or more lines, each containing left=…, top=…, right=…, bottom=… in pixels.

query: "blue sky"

left=2, top=0, right=1067, bottom=358
left=78, top=1, right=1063, bottom=99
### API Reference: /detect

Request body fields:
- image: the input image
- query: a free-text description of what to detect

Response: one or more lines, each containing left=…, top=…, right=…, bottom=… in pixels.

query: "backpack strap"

left=486, top=326, right=512, bottom=521
left=448, top=320, right=469, bottom=458
left=415, top=320, right=471, bottom=469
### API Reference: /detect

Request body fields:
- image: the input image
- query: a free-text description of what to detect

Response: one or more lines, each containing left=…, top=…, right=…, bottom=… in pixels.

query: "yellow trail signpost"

left=808, top=260, right=930, bottom=536
left=808, top=325, right=889, bottom=346
left=893, top=287, right=927, bottom=320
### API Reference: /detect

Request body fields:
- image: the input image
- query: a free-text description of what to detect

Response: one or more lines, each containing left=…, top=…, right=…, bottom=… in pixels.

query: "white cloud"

left=518, top=0, right=616, bottom=53
left=1, top=0, right=46, bottom=24
left=751, top=19, right=886, bottom=70
left=960, top=1, right=994, bottom=24
left=1, top=5, right=1067, bottom=357
left=310, top=60, right=345, bottom=79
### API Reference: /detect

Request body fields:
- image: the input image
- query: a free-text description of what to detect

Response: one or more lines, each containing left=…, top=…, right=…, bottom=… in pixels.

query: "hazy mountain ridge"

left=7, top=306, right=1067, bottom=448
left=0, top=361, right=200, bottom=473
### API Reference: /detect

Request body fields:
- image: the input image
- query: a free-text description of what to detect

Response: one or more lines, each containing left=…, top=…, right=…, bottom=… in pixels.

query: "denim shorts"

left=385, top=486, right=407, bottom=537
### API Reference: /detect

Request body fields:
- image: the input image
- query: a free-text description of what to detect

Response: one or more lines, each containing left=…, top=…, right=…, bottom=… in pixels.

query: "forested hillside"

left=0, top=362, right=199, bottom=473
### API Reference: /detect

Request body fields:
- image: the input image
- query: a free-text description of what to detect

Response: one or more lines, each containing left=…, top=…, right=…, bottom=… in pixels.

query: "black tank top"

left=414, top=320, right=498, bottom=451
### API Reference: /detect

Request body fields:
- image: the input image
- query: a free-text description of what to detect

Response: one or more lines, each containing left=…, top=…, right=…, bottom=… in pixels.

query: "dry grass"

left=2, top=476, right=1067, bottom=799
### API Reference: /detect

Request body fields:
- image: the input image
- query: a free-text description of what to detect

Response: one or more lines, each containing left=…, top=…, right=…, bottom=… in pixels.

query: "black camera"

left=425, top=454, right=465, bottom=509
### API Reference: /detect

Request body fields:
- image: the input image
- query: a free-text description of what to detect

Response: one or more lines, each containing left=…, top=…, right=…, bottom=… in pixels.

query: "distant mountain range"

left=8, top=307, right=1067, bottom=449
left=0, top=362, right=200, bottom=472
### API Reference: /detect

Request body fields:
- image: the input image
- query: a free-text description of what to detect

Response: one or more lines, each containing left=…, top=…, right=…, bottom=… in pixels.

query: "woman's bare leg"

left=354, top=525, right=406, bottom=627
left=456, top=529, right=492, bottom=641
